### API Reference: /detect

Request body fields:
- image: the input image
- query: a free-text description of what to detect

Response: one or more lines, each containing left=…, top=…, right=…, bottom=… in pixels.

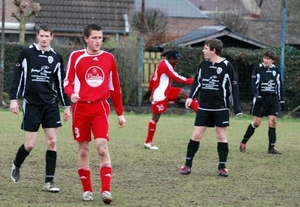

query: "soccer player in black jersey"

left=9, top=23, right=71, bottom=192
left=239, top=50, right=285, bottom=154
left=180, top=38, right=242, bottom=177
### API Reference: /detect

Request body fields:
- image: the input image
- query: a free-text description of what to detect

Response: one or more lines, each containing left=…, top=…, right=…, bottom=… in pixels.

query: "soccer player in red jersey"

left=143, top=49, right=199, bottom=150
left=64, top=24, right=126, bottom=204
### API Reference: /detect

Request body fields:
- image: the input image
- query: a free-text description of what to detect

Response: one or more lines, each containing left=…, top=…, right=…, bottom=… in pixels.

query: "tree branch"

left=11, top=13, right=21, bottom=22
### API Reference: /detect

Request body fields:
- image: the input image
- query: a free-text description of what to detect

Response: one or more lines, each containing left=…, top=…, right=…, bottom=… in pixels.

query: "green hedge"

left=2, top=43, right=300, bottom=110
left=222, top=46, right=300, bottom=110
left=3, top=43, right=24, bottom=94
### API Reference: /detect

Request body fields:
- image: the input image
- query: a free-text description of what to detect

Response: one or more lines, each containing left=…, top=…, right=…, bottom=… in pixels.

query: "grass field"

left=0, top=108, right=300, bottom=207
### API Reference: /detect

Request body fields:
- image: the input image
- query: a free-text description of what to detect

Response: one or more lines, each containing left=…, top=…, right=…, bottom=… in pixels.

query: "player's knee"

left=25, top=143, right=35, bottom=152
left=252, top=122, right=260, bottom=128
left=269, top=120, right=277, bottom=127
left=97, top=146, right=107, bottom=157
left=78, top=147, right=89, bottom=158
left=47, top=138, right=57, bottom=149
left=191, top=132, right=202, bottom=141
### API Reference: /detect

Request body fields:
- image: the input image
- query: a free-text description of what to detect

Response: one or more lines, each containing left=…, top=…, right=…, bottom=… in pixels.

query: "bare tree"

left=131, top=8, right=168, bottom=35
left=131, top=8, right=169, bottom=50
left=215, top=13, right=248, bottom=34
left=215, top=13, right=249, bottom=34
left=11, top=0, right=41, bottom=44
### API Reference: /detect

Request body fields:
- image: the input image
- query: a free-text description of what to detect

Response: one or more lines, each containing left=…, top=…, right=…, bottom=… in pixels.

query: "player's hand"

left=185, top=98, right=193, bottom=109
left=71, top=93, right=80, bottom=103
left=280, top=102, right=285, bottom=111
left=9, top=100, right=19, bottom=115
left=63, top=107, right=71, bottom=122
left=256, top=96, right=264, bottom=106
left=118, top=115, right=126, bottom=128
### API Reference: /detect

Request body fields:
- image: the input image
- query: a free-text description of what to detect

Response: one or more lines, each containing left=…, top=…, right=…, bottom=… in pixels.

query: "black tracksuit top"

left=9, top=43, right=71, bottom=107
left=189, top=58, right=242, bottom=115
left=251, top=63, right=284, bottom=102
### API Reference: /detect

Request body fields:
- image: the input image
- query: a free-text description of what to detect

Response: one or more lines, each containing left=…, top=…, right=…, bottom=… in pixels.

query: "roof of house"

left=173, top=25, right=271, bottom=49
left=135, top=0, right=208, bottom=18
left=188, top=0, right=260, bottom=19
left=35, top=0, right=135, bottom=34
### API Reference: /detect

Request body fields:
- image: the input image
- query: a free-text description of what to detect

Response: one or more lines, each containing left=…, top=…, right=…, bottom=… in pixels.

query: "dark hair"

left=263, top=49, right=276, bottom=60
left=204, top=38, right=223, bottom=56
left=161, top=49, right=181, bottom=60
left=37, top=23, right=53, bottom=35
left=83, top=24, right=102, bottom=37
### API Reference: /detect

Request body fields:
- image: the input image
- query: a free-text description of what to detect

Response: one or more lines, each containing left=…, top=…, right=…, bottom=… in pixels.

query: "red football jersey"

left=149, top=59, right=194, bottom=102
left=64, top=49, right=123, bottom=115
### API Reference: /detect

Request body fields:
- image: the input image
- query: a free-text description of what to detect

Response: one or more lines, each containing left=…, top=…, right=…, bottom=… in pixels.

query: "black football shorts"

left=194, top=109, right=230, bottom=127
left=21, top=100, right=62, bottom=132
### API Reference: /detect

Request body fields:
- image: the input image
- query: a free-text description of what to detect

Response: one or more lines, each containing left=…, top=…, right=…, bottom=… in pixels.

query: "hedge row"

left=2, top=43, right=300, bottom=110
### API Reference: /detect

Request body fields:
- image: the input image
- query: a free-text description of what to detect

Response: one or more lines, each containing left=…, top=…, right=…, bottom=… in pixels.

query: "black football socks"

left=185, top=139, right=200, bottom=168
left=14, top=144, right=30, bottom=168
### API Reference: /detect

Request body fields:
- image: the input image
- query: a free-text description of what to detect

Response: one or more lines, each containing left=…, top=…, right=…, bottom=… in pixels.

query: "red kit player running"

left=143, top=49, right=199, bottom=150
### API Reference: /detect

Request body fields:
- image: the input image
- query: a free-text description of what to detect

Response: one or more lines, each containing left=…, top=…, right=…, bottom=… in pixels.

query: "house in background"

left=1, top=0, right=135, bottom=44
left=187, top=0, right=300, bottom=48
left=135, top=0, right=209, bottom=38
left=1, top=0, right=211, bottom=44
left=173, top=25, right=271, bottom=49
left=188, top=0, right=261, bottom=19
left=35, top=0, right=134, bottom=44
left=1, top=0, right=299, bottom=48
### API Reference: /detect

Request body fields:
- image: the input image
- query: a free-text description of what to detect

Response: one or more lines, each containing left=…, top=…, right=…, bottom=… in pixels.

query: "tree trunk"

left=19, top=19, right=26, bottom=44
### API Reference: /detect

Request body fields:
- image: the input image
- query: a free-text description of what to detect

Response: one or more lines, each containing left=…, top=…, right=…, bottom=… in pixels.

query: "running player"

left=239, top=49, right=285, bottom=154
left=143, top=49, right=199, bottom=150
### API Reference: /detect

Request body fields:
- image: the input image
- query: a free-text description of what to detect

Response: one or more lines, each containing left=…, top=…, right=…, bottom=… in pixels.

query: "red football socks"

left=100, top=164, right=112, bottom=193
left=144, top=119, right=156, bottom=143
left=78, top=167, right=93, bottom=192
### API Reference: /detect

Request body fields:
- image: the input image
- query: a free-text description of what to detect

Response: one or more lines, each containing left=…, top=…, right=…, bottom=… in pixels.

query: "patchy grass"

left=0, top=109, right=300, bottom=206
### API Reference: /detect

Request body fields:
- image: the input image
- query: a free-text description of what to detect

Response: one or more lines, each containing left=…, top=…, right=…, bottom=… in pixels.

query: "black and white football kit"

left=9, top=43, right=71, bottom=131
left=250, top=63, right=284, bottom=117
left=189, top=58, right=242, bottom=127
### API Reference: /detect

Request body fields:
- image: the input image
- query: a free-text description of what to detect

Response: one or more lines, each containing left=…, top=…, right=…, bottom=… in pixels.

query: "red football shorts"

left=151, top=87, right=181, bottom=114
left=72, top=100, right=110, bottom=142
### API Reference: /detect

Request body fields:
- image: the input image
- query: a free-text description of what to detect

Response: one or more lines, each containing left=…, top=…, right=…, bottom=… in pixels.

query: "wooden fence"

left=141, top=51, right=161, bottom=90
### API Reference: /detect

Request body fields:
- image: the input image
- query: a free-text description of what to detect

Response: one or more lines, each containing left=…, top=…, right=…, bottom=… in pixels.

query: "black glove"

left=143, top=90, right=151, bottom=101
left=280, top=103, right=285, bottom=111
left=256, top=96, right=264, bottom=106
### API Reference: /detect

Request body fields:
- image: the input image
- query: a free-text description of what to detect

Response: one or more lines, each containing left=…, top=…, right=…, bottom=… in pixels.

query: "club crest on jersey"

left=85, top=66, right=104, bottom=87
left=217, top=67, right=222, bottom=74
left=48, top=56, right=54, bottom=64
left=272, top=71, right=276, bottom=76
